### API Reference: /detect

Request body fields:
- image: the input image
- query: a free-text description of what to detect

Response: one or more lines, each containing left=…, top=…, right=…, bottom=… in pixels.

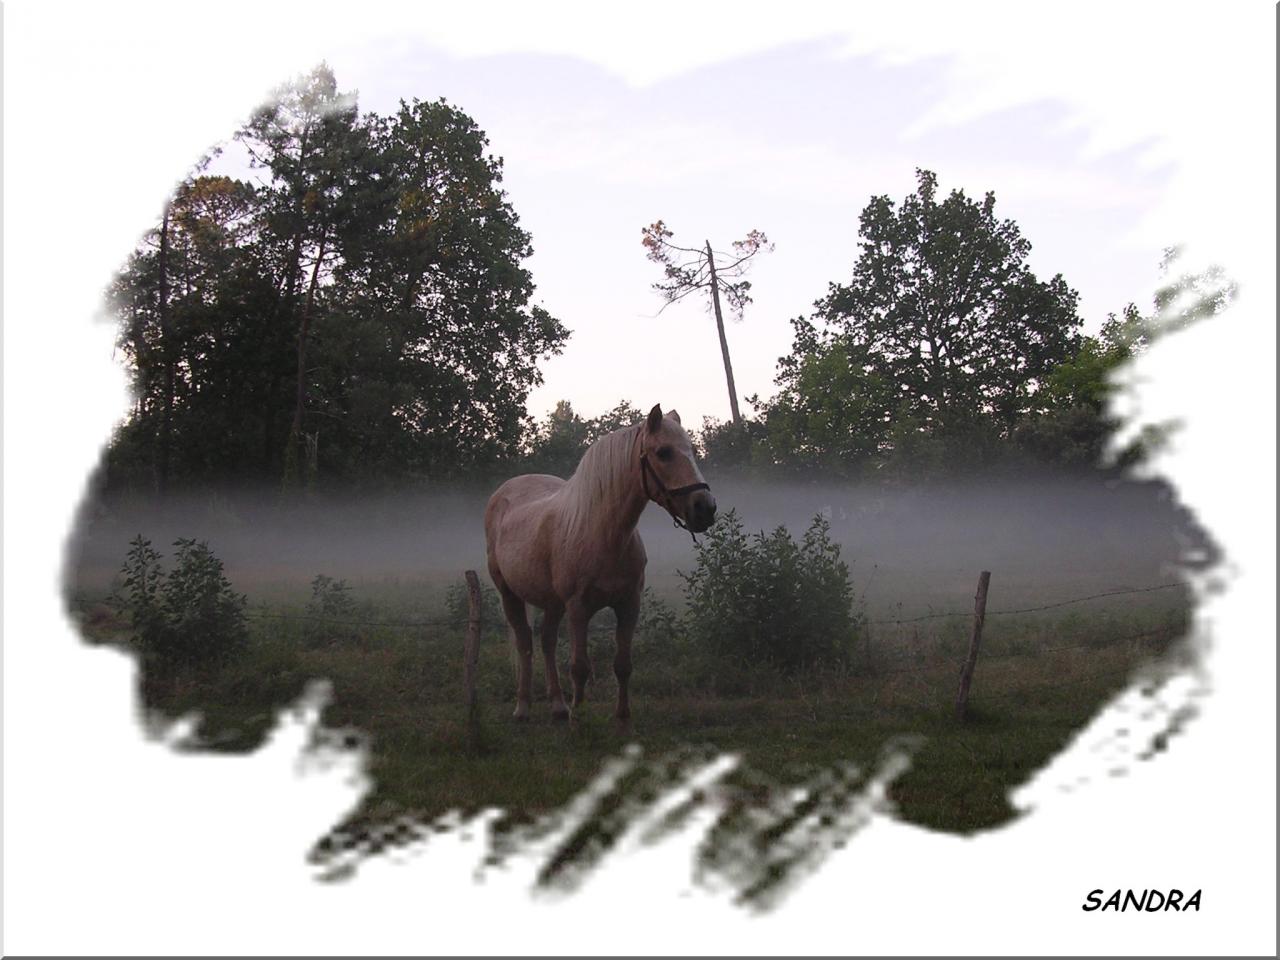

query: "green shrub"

left=680, top=510, right=859, bottom=672
left=120, top=535, right=248, bottom=672
left=303, top=574, right=362, bottom=646
left=445, top=578, right=503, bottom=636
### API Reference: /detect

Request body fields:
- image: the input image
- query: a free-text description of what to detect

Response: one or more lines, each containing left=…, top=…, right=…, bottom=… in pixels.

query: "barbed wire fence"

left=218, top=580, right=1185, bottom=631
left=88, top=574, right=1191, bottom=721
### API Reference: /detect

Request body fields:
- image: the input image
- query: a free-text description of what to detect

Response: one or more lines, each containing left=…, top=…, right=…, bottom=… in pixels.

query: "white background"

left=4, top=1, right=1275, bottom=954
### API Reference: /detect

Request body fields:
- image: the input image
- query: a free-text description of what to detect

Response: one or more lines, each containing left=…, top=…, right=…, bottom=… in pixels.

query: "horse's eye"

left=656, top=446, right=674, bottom=461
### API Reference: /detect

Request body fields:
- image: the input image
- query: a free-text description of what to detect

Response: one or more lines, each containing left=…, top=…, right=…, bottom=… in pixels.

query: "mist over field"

left=66, top=470, right=1209, bottom=619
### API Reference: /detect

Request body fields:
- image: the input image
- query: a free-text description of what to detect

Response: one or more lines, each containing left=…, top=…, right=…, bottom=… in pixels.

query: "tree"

left=813, top=169, right=1082, bottom=442
left=310, top=97, right=568, bottom=482
left=105, top=68, right=569, bottom=490
left=1014, top=248, right=1237, bottom=469
left=641, top=221, right=771, bottom=425
left=752, top=318, right=896, bottom=475
left=523, top=399, right=643, bottom=476
left=524, top=400, right=591, bottom=476
left=236, top=63, right=370, bottom=488
left=108, top=172, right=282, bottom=491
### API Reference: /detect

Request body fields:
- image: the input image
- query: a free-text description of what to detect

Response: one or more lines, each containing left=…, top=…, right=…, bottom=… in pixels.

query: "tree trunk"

left=263, top=231, right=305, bottom=478
left=157, top=208, right=174, bottom=497
left=705, top=240, right=742, bottom=426
left=283, top=233, right=327, bottom=489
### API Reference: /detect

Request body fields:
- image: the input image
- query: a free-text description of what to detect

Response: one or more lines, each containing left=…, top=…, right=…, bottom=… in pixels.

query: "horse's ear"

left=666, top=409, right=681, bottom=425
left=647, top=404, right=663, bottom=433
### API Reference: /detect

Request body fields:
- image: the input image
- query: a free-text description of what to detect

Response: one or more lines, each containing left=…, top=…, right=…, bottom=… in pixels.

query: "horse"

left=484, top=404, right=717, bottom=721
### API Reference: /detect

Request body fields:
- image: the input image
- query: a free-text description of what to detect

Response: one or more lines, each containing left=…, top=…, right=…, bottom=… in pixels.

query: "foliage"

left=695, top=416, right=769, bottom=471
left=641, top=221, right=771, bottom=321
left=680, top=510, right=860, bottom=672
left=308, top=575, right=357, bottom=619
left=749, top=319, right=895, bottom=476
left=749, top=173, right=1237, bottom=478
left=445, top=578, right=503, bottom=635
left=301, top=574, right=363, bottom=646
left=119, top=535, right=248, bottom=671
left=750, top=169, right=1081, bottom=477
left=812, top=168, right=1082, bottom=437
left=522, top=399, right=643, bottom=477
left=1013, top=247, right=1237, bottom=469
left=105, top=64, right=569, bottom=492
left=641, top=220, right=772, bottom=426
left=635, top=587, right=681, bottom=650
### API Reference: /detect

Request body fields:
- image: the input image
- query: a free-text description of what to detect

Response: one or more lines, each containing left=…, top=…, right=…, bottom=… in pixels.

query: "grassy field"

left=69, top=573, right=1193, bottom=900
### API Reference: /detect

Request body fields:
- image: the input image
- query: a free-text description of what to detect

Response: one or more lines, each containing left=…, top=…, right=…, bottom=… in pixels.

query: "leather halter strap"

left=640, top=451, right=710, bottom=542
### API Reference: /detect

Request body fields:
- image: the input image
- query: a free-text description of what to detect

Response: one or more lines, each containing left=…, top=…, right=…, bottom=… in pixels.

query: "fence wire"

left=243, top=610, right=467, bottom=629
left=866, top=581, right=1185, bottom=626
left=88, top=575, right=1190, bottom=710
left=95, top=578, right=1188, bottom=636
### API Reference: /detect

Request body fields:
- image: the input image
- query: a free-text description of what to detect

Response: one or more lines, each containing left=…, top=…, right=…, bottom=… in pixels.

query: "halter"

left=640, top=450, right=711, bottom=544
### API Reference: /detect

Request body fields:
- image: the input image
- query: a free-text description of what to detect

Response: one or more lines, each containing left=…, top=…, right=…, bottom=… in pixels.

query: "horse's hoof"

left=512, top=705, right=531, bottom=722
left=551, top=704, right=570, bottom=721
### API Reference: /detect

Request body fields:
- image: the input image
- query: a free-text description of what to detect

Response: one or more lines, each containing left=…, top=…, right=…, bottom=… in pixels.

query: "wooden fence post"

left=464, top=569, right=482, bottom=718
left=955, top=570, right=991, bottom=722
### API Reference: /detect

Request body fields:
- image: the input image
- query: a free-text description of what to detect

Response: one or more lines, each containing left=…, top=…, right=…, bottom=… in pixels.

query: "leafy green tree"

left=298, top=96, right=568, bottom=482
left=107, top=173, right=284, bottom=490
left=694, top=415, right=768, bottom=469
left=236, top=64, right=374, bottom=487
left=750, top=318, right=895, bottom=476
left=524, top=400, right=591, bottom=475
left=813, top=168, right=1082, bottom=441
left=523, top=399, right=643, bottom=476
left=1015, top=248, right=1237, bottom=468
left=587, top=399, right=644, bottom=439
left=104, top=67, right=568, bottom=490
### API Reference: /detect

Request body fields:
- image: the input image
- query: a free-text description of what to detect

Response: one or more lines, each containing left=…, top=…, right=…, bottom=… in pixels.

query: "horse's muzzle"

left=688, top=490, right=717, bottom=533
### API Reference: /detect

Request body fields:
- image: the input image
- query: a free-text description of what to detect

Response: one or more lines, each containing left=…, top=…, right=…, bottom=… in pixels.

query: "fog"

left=66, top=470, right=1213, bottom=619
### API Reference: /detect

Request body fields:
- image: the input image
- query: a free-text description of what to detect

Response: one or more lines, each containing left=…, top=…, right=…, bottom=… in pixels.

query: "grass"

left=71, top=580, right=1192, bottom=895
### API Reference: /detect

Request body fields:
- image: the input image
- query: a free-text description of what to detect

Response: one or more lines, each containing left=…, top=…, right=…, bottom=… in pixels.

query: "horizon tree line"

left=101, top=65, right=1235, bottom=495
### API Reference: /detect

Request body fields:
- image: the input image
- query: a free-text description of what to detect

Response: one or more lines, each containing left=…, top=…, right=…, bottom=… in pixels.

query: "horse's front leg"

left=567, top=599, right=592, bottom=713
left=612, top=595, right=639, bottom=722
left=541, top=603, right=569, bottom=720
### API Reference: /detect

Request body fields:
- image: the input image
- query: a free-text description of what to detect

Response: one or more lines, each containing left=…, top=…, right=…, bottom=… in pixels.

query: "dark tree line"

left=104, top=71, right=1232, bottom=495
left=106, top=65, right=568, bottom=494
left=699, top=170, right=1235, bottom=479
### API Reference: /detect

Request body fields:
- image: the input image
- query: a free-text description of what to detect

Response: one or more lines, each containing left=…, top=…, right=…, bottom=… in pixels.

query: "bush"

left=680, top=510, right=860, bottom=672
left=303, top=574, right=364, bottom=646
left=119, top=535, right=249, bottom=672
left=445, top=577, right=503, bottom=636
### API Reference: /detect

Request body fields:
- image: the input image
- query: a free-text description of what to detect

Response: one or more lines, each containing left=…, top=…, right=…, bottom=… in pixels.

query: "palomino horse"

left=484, top=404, right=716, bottom=720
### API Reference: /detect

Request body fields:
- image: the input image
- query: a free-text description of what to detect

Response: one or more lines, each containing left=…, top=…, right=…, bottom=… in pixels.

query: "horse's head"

left=639, top=404, right=717, bottom=534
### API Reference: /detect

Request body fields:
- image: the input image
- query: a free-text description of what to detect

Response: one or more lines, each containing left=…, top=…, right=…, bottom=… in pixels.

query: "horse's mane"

left=560, top=424, right=641, bottom=546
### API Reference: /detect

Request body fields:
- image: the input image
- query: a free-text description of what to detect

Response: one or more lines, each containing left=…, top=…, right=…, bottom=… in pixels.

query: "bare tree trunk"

left=705, top=240, right=742, bottom=426
left=157, top=208, right=174, bottom=497
left=284, top=233, right=327, bottom=489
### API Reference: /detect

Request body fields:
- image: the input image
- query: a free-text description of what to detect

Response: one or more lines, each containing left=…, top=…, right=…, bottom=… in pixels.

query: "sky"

left=4, top=1, right=1276, bottom=955
left=210, top=38, right=1174, bottom=428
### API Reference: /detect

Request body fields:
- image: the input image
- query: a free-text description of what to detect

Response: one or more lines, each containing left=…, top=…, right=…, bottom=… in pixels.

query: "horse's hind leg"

left=540, top=603, right=569, bottom=720
left=567, top=599, right=592, bottom=713
left=496, top=582, right=534, bottom=721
